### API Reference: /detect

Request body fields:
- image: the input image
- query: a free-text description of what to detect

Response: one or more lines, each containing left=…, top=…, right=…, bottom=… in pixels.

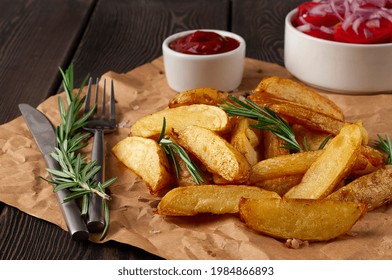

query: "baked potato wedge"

left=262, top=130, right=290, bottom=159
left=157, top=185, right=280, bottom=216
left=239, top=197, right=366, bottom=241
left=253, top=76, right=344, bottom=121
left=112, top=136, right=172, bottom=194
left=254, top=175, right=303, bottom=196
left=269, top=102, right=345, bottom=136
left=168, top=87, right=228, bottom=108
left=328, top=165, right=392, bottom=211
left=130, top=104, right=230, bottom=138
left=230, top=117, right=261, bottom=166
left=285, top=123, right=363, bottom=199
left=175, top=125, right=251, bottom=183
left=250, top=150, right=323, bottom=183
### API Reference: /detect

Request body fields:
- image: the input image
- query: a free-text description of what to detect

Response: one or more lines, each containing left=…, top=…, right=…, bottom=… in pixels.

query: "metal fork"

left=83, top=77, right=116, bottom=232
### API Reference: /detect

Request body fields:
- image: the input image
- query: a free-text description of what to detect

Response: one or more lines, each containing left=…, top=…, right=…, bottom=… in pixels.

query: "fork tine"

left=84, top=77, right=93, bottom=114
left=109, top=79, right=116, bottom=124
left=93, top=77, right=99, bottom=117
left=101, top=79, right=106, bottom=120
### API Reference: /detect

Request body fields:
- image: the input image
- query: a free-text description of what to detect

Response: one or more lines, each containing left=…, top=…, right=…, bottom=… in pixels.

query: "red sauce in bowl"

left=169, top=30, right=240, bottom=55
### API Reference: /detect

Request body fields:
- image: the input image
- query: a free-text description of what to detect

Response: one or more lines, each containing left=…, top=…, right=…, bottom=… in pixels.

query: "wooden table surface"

left=0, top=0, right=305, bottom=260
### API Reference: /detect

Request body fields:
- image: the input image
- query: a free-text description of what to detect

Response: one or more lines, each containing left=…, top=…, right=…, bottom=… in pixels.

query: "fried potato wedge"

left=253, top=76, right=344, bottom=121
left=112, top=136, right=172, bottom=194
left=175, top=125, right=251, bottom=183
left=269, top=103, right=345, bottom=136
left=254, top=175, right=303, bottom=196
left=157, top=185, right=280, bottom=216
left=263, top=130, right=290, bottom=159
left=130, top=104, right=230, bottom=138
left=168, top=88, right=229, bottom=108
left=285, top=123, right=363, bottom=199
left=239, top=197, right=366, bottom=241
left=230, top=117, right=261, bottom=165
left=328, top=166, right=392, bottom=211
left=250, top=150, right=323, bottom=183
left=292, top=124, right=331, bottom=151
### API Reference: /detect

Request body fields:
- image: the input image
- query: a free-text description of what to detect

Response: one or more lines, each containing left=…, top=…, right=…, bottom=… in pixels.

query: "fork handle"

left=87, top=129, right=105, bottom=232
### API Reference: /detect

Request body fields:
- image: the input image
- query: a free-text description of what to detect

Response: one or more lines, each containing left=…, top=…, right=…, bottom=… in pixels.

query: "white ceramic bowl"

left=284, top=9, right=392, bottom=94
left=162, top=29, right=246, bottom=92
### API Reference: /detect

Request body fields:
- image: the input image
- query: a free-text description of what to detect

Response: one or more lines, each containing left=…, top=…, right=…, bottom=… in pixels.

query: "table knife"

left=19, top=104, right=89, bottom=241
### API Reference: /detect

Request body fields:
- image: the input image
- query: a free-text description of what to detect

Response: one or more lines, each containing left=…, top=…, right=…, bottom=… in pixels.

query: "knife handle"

left=44, top=154, right=89, bottom=241
left=87, top=129, right=105, bottom=233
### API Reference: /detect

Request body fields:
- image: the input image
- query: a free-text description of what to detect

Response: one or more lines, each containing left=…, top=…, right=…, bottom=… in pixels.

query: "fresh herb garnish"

left=220, top=95, right=303, bottom=152
left=41, top=65, right=116, bottom=240
left=157, top=118, right=205, bottom=184
left=376, top=134, right=392, bottom=165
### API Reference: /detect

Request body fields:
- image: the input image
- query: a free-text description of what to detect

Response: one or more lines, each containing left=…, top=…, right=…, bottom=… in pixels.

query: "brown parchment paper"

left=1, top=57, right=392, bottom=260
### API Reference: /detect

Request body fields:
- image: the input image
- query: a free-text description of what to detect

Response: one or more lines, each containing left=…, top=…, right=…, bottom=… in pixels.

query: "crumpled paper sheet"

left=1, top=57, right=392, bottom=260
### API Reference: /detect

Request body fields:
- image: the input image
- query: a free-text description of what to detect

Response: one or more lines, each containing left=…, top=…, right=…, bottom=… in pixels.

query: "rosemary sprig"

left=157, top=118, right=205, bottom=184
left=376, top=134, right=392, bottom=165
left=220, top=95, right=303, bottom=152
left=41, top=65, right=116, bottom=240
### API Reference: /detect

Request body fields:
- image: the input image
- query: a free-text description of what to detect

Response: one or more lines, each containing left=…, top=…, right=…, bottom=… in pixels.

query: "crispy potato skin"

left=285, top=123, right=363, bottom=199
left=175, top=125, right=251, bottom=183
left=239, top=197, right=366, bottom=241
left=130, top=104, right=230, bottom=138
left=112, top=136, right=172, bottom=194
left=253, top=76, right=344, bottom=121
left=157, top=185, right=280, bottom=216
left=328, top=165, right=392, bottom=211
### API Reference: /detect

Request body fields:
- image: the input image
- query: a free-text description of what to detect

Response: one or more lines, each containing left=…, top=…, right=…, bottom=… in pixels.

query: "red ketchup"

left=169, top=30, right=240, bottom=55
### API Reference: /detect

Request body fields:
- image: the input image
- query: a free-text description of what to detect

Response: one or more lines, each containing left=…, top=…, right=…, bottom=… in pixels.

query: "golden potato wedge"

left=168, top=88, right=229, bottom=108
left=175, top=125, right=251, bottom=183
left=250, top=150, right=323, bottom=183
left=112, top=136, right=172, bottom=194
left=269, top=103, right=345, bottom=136
left=328, top=165, right=392, bottom=211
left=292, top=124, right=331, bottom=151
left=239, top=197, right=366, bottom=241
left=263, top=130, right=290, bottom=159
left=253, top=76, right=344, bottom=121
left=230, top=117, right=261, bottom=165
left=285, top=123, right=363, bottom=199
left=130, top=104, right=230, bottom=138
left=255, top=175, right=303, bottom=196
left=157, top=185, right=280, bottom=216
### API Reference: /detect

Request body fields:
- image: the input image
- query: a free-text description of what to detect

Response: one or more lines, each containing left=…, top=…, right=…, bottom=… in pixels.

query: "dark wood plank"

left=232, top=0, right=305, bottom=65
left=0, top=206, right=162, bottom=259
left=0, top=0, right=96, bottom=125
left=0, top=0, right=230, bottom=260
left=72, top=0, right=231, bottom=86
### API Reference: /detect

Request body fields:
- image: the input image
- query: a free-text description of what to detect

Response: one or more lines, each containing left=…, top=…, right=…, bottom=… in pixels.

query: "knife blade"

left=19, top=104, right=89, bottom=241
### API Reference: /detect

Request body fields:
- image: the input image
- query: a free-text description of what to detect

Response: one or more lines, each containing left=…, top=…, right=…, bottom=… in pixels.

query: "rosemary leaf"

left=220, top=95, right=303, bottom=152
left=158, top=118, right=205, bottom=185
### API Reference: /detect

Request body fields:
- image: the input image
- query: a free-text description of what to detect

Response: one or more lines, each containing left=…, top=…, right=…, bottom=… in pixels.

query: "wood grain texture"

left=0, top=206, right=162, bottom=259
left=0, top=0, right=96, bottom=124
left=232, top=0, right=305, bottom=65
left=72, top=0, right=230, bottom=86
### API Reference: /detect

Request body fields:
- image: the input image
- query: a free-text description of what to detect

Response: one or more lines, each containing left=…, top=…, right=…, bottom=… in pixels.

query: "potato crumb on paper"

left=284, top=238, right=309, bottom=249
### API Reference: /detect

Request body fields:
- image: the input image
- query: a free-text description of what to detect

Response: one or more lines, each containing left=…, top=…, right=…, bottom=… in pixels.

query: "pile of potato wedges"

left=112, top=77, right=392, bottom=243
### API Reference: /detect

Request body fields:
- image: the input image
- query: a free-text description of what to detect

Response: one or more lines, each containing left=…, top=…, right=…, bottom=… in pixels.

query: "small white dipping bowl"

left=162, top=29, right=246, bottom=92
left=284, top=9, right=392, bottom=94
